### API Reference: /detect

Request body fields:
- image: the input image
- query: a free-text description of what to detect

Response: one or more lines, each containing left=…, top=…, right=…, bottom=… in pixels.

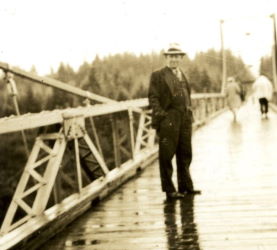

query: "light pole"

left=270, top=13, right=277, bottom=91
left=220, top=20, right=227, bottom=94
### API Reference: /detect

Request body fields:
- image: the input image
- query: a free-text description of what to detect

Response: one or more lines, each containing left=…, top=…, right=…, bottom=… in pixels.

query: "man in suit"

left=148, top=43, right=201, bottom=199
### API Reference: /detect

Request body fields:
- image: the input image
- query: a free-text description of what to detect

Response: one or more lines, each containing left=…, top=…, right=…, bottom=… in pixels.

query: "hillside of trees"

left=1, top=48, right=253, bottom=116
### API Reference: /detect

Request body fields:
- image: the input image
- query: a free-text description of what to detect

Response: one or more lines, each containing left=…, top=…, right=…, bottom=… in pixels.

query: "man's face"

left=165, top=54, right=184, bottom=69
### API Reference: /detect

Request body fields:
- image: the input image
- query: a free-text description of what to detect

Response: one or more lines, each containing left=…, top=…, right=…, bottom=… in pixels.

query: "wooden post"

left=270, top=14, right=277, bottom=90
left=110, top=115, right=121, bottom=168
left=74, top=138, right=83, bottom=193
left=134, top=111, right=146, bottom=154
left=220, top=20, right=227, bottom=94
left=128, top=108, right=135, bottom=159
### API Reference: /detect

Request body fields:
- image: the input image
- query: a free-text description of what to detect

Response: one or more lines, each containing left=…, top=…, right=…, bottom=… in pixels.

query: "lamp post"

left=220, top=20, right=227, bottom=94
left=270, top=13, right=277, bottom=91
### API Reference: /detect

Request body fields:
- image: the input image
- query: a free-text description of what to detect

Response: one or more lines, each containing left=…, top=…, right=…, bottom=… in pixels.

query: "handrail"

left=0, top=93, right=224, bottom=135
left=0, top=99, right=147, bottom=134
left=0, top=62, right=116, bottom=104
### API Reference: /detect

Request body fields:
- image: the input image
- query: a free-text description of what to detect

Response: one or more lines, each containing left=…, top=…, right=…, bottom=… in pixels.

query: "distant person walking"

left=148, top=43, right=201, bottom=200
left=225, top=76, right=242, bottom=122
left=252, top=75, right=273, bottom=119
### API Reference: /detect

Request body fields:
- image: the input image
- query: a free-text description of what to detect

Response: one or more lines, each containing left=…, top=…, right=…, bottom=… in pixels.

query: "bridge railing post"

left=110, top=114, right=121, bottom=168
left=84, top=99, right=104, bottom=159
left=4, top=72, right=30, bottom=158
left=128, top=107, right=135, bottom=159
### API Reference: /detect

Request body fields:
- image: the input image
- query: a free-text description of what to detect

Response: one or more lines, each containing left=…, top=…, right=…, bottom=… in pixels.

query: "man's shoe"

left=187, top=190, right=201, bottom=195
left=166, top=192, right=185, bottom=199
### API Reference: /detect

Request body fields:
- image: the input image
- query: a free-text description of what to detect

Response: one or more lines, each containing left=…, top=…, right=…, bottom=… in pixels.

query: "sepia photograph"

left=0, top=0, right=277, bottom=249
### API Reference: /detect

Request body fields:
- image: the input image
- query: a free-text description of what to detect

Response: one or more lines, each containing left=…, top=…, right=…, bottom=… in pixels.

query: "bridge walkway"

left=41, top=100, right=277, bottom=250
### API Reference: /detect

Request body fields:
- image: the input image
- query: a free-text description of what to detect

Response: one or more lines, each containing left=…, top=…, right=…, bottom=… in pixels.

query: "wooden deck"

left=41, top=100, right=277, bottom=250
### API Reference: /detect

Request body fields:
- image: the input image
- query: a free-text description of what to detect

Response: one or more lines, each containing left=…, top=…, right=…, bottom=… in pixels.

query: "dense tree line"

left=1, top=49, right=253, bottom=115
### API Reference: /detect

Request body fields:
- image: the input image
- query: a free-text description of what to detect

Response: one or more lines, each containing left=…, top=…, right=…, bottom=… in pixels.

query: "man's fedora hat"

left=163, top=43, right=186, bottom=56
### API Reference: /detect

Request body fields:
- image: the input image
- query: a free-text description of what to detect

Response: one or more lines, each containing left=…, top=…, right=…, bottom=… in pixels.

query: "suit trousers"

left=158, top=109, right=193, bottom=193
left=258, top=97, right=268, bottom=114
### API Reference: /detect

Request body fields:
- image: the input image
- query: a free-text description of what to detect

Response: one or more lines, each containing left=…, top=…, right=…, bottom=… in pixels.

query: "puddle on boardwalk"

left=65, top=239, right=101, bottom=246
left=48, top=195, right=201, bottom=250
left=163, top=196, right=201, bottom=250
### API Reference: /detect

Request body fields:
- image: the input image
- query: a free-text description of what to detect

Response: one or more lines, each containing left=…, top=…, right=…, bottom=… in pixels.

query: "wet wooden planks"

left=41, top=101, right=277, bottom=250
left=192, top=101, right=277, bottom=250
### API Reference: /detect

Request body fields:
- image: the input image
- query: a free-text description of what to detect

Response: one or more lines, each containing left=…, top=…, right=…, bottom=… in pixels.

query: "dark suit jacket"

left=148, top=66, right=192, bottom=131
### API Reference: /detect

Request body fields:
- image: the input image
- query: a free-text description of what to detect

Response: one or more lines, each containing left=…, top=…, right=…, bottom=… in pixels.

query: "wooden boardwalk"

left=41, top=100, right=277, bottom=250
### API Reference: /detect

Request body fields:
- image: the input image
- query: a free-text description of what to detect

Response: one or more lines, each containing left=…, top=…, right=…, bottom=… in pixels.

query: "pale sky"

left=0, top=0, right=276, bottom=75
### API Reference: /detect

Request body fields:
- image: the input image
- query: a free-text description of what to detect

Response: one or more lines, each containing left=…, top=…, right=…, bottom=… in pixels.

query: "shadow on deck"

left=41, top=100, right=277, bottom=250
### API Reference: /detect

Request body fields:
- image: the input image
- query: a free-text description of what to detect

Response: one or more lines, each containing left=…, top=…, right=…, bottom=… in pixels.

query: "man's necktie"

left=173, top=68, right=182, bottom=81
